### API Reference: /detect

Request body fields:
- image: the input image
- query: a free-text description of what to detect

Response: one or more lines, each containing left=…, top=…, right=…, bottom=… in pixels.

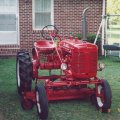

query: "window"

left=0, top=14, right=16, bottom=31
left=0, top=0, right=19, bottom=45
left=0, top=0, right=17, bottom=31
left=33, top=0, right=54, bottom=30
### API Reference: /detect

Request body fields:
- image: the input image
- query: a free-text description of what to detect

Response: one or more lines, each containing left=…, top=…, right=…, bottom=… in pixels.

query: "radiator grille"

left=72, top=51, right=97, bottom=78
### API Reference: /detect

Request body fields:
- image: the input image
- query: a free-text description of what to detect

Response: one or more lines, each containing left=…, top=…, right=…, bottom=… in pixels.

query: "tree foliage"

left=107, top=0, right=120, bottom=24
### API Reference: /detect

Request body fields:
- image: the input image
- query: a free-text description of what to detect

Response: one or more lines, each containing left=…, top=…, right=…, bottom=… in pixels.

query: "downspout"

left=101, top=0, right=106, bottom=55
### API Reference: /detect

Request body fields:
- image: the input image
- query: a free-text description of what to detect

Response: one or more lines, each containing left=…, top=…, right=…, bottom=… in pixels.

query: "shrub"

left=73, top=33, right=101, bottom=43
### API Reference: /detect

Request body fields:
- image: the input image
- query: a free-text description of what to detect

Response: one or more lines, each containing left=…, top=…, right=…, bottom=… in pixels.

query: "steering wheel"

left=41, top=25, right=59, bottom=40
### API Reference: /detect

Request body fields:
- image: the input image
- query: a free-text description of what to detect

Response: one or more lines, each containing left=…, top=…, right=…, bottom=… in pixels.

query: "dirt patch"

left=0, top=111, right=6, bottom=120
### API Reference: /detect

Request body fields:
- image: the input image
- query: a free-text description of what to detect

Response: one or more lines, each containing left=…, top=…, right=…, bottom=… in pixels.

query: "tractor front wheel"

left=21, top=99, right=34, bottom=110
left=35, top=84, right=48, bottom=120
left=96, top=80, right=112, bottom=113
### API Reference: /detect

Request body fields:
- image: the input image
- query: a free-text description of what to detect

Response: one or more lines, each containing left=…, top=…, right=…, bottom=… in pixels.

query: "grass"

left=0, top=56, right=120, bottom=120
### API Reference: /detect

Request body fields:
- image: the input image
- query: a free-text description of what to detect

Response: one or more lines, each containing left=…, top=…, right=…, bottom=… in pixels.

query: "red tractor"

left=16, top=24, right=112, bottom=119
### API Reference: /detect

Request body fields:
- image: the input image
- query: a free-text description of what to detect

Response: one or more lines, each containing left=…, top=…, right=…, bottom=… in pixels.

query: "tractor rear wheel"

left=35, top=84, right=48, bottom=120
left=16, top=51, right=33, bottom=95
left=96, top=80, right=112, bottom=113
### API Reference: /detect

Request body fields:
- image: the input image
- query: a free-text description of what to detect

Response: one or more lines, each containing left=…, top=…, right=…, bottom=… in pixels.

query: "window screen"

left=33, top=0, right=53, bottom=29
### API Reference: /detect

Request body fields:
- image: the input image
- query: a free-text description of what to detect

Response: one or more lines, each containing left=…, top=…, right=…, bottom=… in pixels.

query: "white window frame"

left=32, top=0, right=54, bottom=30
left=0, top=0, right=19, bottom=45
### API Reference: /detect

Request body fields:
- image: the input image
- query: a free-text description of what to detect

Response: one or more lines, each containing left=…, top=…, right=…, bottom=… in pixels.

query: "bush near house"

left=74, top=33, right=100, bottom=43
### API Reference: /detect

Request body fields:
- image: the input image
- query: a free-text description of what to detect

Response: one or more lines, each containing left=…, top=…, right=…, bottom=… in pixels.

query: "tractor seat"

left=34, top=40, right=56, bottom=54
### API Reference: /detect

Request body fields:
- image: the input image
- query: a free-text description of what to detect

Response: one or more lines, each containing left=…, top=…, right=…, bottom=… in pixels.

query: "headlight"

left=97, top=63, right=105, bottom=71
left=61, top=63, right=67, bottom=70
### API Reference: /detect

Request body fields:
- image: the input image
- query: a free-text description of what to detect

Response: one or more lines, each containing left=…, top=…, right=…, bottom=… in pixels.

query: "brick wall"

left=54, top=0, right=102, bottom=35
left=0, top=0, right=103, bottom=56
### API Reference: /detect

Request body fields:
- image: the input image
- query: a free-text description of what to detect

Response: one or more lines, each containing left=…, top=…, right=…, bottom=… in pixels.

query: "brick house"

left=0, top=0, right=104, bottom=56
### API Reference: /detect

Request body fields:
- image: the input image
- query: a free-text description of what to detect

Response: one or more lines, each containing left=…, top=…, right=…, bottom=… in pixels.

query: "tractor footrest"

left=40, top=62, right=60, bottom=69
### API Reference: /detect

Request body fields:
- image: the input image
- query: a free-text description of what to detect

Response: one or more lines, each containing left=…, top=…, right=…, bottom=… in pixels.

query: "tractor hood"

left=59, top=38, right=98, bottom=53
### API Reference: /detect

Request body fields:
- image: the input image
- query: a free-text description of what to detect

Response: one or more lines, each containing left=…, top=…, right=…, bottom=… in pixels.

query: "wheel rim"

left=22, top=99, right=34, bottom=110
left=36, top=91, right=41, bottom=113
left=96, top=85, right=104, bottom=107
left=17, top=60, right=20, bottom=87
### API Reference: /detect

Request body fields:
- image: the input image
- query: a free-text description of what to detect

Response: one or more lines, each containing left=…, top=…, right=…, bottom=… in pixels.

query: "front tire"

left=96, top=80, right=112, bottom=112
left=21, top=99, right=34, bottom=110
left=35, top=84, right=48, bottom=119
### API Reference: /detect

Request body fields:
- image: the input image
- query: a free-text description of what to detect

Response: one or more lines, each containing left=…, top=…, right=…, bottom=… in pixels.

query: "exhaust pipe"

left=82, top=7, right=90, bottom=40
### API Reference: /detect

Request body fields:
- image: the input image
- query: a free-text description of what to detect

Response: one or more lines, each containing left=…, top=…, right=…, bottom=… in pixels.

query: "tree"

left=107, top=0, right=120, bottom=24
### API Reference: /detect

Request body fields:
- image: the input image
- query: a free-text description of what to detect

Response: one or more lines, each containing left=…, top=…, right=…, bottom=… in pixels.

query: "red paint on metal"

left=23, top=32, right=103, bottom=105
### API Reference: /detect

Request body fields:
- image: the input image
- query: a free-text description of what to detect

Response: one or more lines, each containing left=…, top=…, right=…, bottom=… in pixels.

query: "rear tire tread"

left=16, top=51, right=33, bottom=95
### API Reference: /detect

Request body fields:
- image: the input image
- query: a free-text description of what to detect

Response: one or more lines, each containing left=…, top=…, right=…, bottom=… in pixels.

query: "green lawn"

left=0, top=56, right=120, bottom=120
